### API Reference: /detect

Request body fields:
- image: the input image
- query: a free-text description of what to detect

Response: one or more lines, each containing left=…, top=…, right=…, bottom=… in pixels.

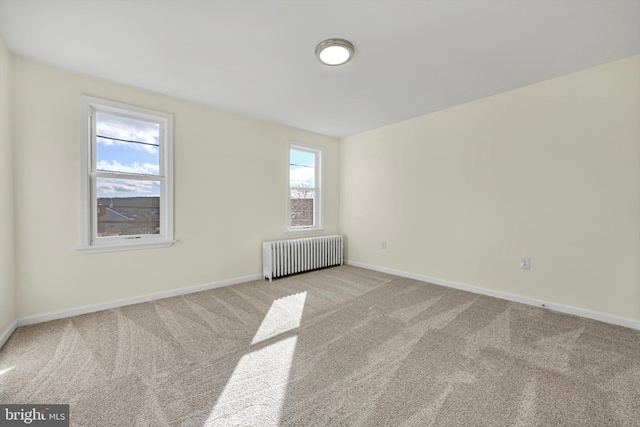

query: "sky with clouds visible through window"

left=95, top=112, right=160, bottom=199
left=289, top=149, right=315, bottom=188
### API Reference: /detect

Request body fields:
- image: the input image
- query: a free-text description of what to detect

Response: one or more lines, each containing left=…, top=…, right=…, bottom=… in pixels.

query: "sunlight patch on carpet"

left=205, top=335, right=298, bottom=426
left=251, top=292, right=307, bottom=344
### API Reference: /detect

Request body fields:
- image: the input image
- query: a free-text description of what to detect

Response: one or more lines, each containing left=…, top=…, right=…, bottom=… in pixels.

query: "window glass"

left=288, top=144, right=321, bottom=230
left=289, top=149, right=315, bottom=188
left=96, top=177, right=161, bottom=236
left=96, top=112, right=160, bottom=176
left=290, top=189, right=315, bottom=227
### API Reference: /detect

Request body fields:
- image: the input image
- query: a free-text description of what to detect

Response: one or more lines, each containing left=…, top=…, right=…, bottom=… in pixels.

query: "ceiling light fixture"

left=315, top=38, right=354, bottom=66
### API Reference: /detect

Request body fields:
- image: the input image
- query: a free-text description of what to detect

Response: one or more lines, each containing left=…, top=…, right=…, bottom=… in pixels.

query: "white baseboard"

left=15, top=273, right=263, bottom=328
left=0, top=319, right=18, bottom=349
left=345, top=260, right=640, bottom=331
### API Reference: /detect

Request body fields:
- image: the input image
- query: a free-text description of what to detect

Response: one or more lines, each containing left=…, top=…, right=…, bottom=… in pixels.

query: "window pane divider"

left=93, top=171, right=164, bottom=181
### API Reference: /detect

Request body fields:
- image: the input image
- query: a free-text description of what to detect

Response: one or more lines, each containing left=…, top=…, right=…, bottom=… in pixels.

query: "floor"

left=1, top=265, right=639, bottom=426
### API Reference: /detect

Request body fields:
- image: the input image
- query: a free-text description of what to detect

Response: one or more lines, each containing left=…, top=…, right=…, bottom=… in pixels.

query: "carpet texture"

left=1, top=266, right=639, bottom=426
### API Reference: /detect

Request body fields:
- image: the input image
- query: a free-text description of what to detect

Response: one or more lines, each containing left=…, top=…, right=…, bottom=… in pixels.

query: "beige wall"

left=12, top=58, right=340, bottom=318
left=0, top=40, right=15, bottom=333
left=6, top=53, right=640, bottom=324
left=341, top=56, right=640, bottom=322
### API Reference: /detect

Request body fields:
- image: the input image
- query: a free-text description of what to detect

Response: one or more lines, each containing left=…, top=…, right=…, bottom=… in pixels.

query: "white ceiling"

left=1, top=0, right=639, bottom=138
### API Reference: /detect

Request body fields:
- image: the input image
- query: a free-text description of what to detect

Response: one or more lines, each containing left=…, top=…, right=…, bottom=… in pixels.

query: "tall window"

left=79, top=96, right=174, bottom=253
left=288, top=143, right=322, bottom=231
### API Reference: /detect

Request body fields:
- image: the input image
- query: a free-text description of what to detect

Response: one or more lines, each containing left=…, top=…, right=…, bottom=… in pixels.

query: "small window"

left=288, top=143, right=322, bottom=232
left=79, top=96, right=174, bottom=253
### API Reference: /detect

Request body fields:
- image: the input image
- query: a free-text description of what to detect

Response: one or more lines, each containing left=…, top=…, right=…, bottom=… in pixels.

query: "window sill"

left=77, top=240, right=176, bottom=254
left=285, top=228, right=325, bottom=236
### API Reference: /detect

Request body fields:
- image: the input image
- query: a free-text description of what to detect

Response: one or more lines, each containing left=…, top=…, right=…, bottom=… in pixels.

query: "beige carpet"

left=1, top=265, right=639, bottom=426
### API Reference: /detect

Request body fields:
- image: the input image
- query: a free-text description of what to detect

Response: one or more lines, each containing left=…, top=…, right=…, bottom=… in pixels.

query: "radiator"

left=263, top=235, right=343, bottom=281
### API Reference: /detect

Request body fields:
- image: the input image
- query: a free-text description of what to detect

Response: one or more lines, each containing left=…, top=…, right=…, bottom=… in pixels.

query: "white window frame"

left=287, top=142, right=323, bottom=233
left=78, top=95, right=175, bottom=253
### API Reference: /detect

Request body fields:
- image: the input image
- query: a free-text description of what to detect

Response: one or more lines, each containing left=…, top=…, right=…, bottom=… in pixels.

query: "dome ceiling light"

left=315, top=38, right=355, bottom=66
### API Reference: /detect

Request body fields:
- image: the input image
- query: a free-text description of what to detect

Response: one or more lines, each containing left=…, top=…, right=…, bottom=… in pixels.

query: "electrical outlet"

left=381, top=241, right=386, bottom=250
left=520, top=258, right=530, bottom=270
